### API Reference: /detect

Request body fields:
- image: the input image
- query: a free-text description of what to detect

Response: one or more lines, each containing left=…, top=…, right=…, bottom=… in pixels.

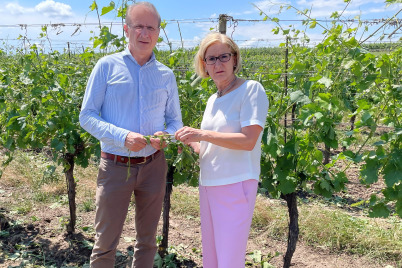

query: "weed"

left=14, top=200, right=33, bottom=215
left=80, top=199, right=95, bottom=212
left=246, top=250, right=279, bottom=267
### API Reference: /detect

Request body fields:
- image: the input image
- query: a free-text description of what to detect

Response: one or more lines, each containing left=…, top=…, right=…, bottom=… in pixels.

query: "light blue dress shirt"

left=79, top=47, right=183, bottom=157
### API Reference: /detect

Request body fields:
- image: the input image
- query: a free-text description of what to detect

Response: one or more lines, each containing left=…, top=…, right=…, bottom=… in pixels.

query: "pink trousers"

left=199, top=179, right=258, bottom=268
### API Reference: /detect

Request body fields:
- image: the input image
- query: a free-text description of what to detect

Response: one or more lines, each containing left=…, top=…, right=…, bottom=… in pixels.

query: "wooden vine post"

left=219, top=14, right=228, bottom=34
left=64, top=153, right=77, bottom=234
left=158, top=165, right=175, bottom=257
left=282, top=36, right=299, bottom=268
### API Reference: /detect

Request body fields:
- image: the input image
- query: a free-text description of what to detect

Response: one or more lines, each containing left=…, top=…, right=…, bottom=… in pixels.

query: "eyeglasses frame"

left=204, top=53, right=234, bottom=65
left=127, top=24, right=160, bottom=33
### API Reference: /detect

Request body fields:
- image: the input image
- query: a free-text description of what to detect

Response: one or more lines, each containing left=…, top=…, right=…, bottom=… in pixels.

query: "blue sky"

left=0, top=0, right=400, bottom=52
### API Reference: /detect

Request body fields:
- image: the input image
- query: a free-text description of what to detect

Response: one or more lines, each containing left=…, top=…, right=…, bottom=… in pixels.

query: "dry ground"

left=0, top=148, right=400, bottom=268
left=0, top=184, right=399, bottom=268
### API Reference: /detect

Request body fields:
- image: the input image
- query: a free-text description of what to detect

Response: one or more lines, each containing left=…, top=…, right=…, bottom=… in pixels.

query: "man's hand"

left=150, top=131, right=168, bottom=150
left=124, top=132, right=147, bottom=152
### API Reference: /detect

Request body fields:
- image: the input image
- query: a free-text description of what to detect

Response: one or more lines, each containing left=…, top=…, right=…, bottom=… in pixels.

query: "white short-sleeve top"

left=199, top=80, right=269, bottom=186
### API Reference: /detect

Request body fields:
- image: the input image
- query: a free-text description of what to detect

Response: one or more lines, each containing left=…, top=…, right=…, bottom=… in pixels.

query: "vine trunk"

left=282, top=192, right=299, bottom=268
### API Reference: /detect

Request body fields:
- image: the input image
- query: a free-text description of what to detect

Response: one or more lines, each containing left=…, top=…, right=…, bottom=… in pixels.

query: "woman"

left=175, top=32, right=269, bottom=268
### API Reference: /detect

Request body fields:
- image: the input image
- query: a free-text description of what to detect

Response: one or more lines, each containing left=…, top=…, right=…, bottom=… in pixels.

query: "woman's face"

left=203, top=42, right=236, bottom=84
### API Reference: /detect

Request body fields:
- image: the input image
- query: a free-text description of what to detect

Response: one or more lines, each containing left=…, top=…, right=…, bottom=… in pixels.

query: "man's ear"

left=123, top=24, right=129, bottom=36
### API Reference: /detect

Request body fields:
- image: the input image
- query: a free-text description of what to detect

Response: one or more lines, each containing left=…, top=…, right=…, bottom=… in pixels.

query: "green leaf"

left=342, top=60, right=356, bottom=70
left=361, top=112, right=372, bottom=123
left=8, top=252, right=21, bottom=261
left=249, top=250, right=262, bottom=262
left=89, top=1, right=97, bottom=11
left=360, top=158, right=380, bottom=184
left=333, top=172, right=348, bottom=192
left=290, top=61, right=305, bottom=73
left=317, top=77, right=333, bottom=88
left=4, top=136, right=14, bottom=150
left=290, top=90, right=311, bottom=105
left=318, top=93, right=332, bottom=103
left=383, top=186, right=399, bottom=200
left=313, top=180, right=332, bottom=198
left=154, top=253, right=163, bottom=268
left=369, top=202, right=390, bottom=218
left=278, top=176, right=297, bottom=194
left=173, top=171, right=187, bottom=185
left=396, top=199, right=402, bottom=218
left=314, top=149, right=323, bottom=162
left=320, top=179, right=331, bottom=191
left=309, top=20, right=317, bottom=29
left=383, top=162, right=401, bottom=188
left=101, top=2, right=115, bottom=16
left=51, top=138, right=65, bottom=151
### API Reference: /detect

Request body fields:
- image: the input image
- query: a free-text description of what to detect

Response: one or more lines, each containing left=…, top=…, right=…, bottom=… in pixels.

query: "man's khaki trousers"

left=90, top=152, right=167, bottom=268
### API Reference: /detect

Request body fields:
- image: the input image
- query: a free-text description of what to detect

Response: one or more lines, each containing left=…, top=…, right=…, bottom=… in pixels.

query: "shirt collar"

left=123, top=46, right=156, bottom=66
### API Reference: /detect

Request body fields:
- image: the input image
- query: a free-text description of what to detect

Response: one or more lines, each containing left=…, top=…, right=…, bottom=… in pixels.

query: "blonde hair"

left=194, top=32, right=242, bottom=78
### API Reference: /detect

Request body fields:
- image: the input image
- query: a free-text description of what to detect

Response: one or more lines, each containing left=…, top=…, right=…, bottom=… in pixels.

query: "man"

left=79, top=2, right=182, bottom=267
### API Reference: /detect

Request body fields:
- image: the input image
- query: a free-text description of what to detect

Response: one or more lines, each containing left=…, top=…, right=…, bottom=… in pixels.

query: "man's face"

left=124, top=5, right=160, bottom=59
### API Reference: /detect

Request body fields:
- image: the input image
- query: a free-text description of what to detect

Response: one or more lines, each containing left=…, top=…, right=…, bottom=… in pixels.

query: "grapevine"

left=143, top=134, right=198, bottom=176
left=0, top=3, right=400, bottom=267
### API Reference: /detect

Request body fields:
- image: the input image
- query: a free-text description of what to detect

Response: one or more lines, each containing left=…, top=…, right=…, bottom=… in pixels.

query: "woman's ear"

left=233, top=55, right=237, bottom=70
left=203, top=61, right=209, bottom=76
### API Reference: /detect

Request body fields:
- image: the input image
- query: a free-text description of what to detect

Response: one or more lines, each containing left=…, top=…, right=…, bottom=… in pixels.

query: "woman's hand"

left=187, top=142, right=200, bottom=154
left=175, top=126, right=203, bottom=145
left=177, top=125, right=263, bottom=151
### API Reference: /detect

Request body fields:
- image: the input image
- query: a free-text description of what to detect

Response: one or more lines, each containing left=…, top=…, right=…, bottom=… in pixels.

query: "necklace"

left=217, top=76, right=237, bottom=98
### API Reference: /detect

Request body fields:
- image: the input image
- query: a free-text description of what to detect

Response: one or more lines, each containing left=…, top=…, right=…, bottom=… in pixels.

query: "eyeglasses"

left=127, top=24, right=159, bottom=32
left=204, top=53, right=233, bottom=65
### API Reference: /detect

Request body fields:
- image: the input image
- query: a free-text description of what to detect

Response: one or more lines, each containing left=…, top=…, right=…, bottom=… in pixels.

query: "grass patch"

left=170, top=185, right=200, bottom=219
left=299, top=205, right=402, bottom=261
left=252, top=197, right=289, bottom=240
left=1, top=149, right=401, bottom=266
left=171, top=188, right=402, bottom=263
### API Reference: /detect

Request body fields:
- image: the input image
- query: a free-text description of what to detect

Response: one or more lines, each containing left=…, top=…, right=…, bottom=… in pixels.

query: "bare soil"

left=0, top=141, right=399, bottom=268
left=0, top=182, right=398, bottom=268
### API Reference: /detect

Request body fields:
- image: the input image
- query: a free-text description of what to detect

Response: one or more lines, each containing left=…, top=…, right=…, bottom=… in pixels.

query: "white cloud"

left=252, top=0, right=291, bottom=13
left=35, top=0, right=73, bottom=18
left=293, top=0, right=393, bottom=18
left=5, top=3, right=33, bottom=16
left=2, top=1, right=73, bottom=20
left=230, top=23, right=283, bottom=47
left=243, top=10, right=254, bottom=15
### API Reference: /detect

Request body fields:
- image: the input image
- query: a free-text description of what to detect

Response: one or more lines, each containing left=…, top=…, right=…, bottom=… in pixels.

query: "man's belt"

left=101, top=150, right=161, bottom=165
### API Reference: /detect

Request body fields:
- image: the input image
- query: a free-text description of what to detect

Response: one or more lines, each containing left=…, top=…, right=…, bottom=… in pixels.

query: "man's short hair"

left=125, top=2, right=161, bottom=27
